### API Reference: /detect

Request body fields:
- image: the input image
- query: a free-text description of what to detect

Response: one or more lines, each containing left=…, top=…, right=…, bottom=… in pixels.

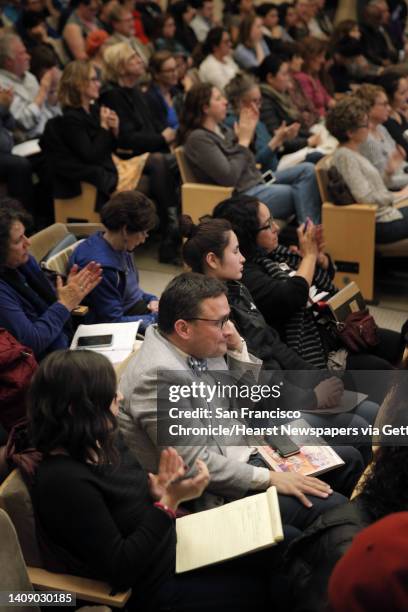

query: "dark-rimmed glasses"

left=256, top=216, right=274, bottom=233
left=186, top=315, right=230, bottom=329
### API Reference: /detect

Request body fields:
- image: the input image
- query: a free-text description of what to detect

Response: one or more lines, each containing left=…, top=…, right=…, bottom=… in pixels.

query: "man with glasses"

left=107, top=4, right=151, bottom=65
left=119, top=272, right=353, bottom=529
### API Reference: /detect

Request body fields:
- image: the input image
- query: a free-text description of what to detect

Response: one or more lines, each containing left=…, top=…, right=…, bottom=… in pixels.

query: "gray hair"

left=225, top=73, right=257, bottom=113
left=0, top=32, right=20, bottom=70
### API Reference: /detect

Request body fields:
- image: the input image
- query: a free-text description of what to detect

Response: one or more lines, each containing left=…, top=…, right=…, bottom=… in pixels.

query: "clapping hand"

left=148, top=448, right=210, bottom=511
left=57, top=261, right=102, bottom=312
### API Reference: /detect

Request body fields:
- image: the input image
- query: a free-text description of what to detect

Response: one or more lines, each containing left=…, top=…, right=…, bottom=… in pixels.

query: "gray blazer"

left=119, top=325, right=265, bottom=508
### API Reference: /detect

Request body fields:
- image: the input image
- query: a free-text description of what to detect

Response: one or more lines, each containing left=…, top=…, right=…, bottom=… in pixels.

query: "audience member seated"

left=233, top=14, right=270, bottom=70
left=70, top=191, right=159, bottom=330
left=329, top=19, right=381, bottom=81
left=178, top=83, right=321, bottom=224
left=356, top=83, right=408, bottom=189
left=289, top=0, right=313, bottom=41
left=145, top=51, right=181, bottom=131
left=283, top=42, right=321, bottom=129
left=292, top=36, right=335, bottom=118
left=198, top=27, right=239, bottom=92
left=153, top=13, right=189, bottom=55
left=190, top=0, right=215, bottom=43
left=225, top=73, right=322, bottom=207
left=287, top=371, right=408, bottom=611
left=275, top=2, right=297, bottom=42
left=40, top=59, right=119, bottom=210
left=101, top=43, right=181, bottom=263
left=380, top=72, right=408, bottom=159
left=134, top=0, right=162, bottom=42
left=180, top=214, right=378, bottom=467
left=63, top=0, right=102, bottom=60
left=169, top=0, right=198, bottom=54
left=119, top=271, right=353, bottom=526
left=224, top=0, right=254, bottom=44
left=0, top=87, right=34, bottom=210
left=258, top=54, right=322, bottom=159
left=28, top=350, right=298, bottom=611
left=0, top=33, right=61, bottom=141
left=307, top=0, right=332, bottom=40
left=212, top=194, right=406, bottom=377
left=360, top=0, right=399, bottom=69
left=85, top=28, right=110, bottom=75
left=256, top=3, right=282, bottom=43
left=16, top=10, right=61, bottom=59
left=0, top=200, right=101, bottom=359
left=106, top=3, right=151, bottom=65
left=326, top=96, right=408, bottom=244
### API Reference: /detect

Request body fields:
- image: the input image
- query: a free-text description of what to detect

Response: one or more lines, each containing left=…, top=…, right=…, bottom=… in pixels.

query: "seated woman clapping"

left=326, top=96, right=408, bottom=245
left=0, top=199, right=102, bottom=359
left=178, top=83, right=321, bottom=224
left=28, top=349, right=292, bottom=611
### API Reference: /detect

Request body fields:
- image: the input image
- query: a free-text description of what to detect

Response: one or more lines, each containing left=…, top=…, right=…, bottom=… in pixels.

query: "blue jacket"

left=69, top=232, right=158, bottom=330
left=0, top=255, right=70, bottom=359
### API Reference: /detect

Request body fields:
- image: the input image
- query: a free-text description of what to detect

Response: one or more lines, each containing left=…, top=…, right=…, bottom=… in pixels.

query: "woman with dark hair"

left=292, top=36, right=335, bottom=117
left=326, top=96, right=408, bottom=245
left=69, top=191, right=159, bottom=331
left=28, top=349, right=298, bottom=611
left=0, top=199, right=101, bottom=359
left=198, top=27, right=239, bottom=91
left=154, top=13, right=188, bottom=55
left=178, top=83, right=322, bottom=224
left=258, top=54, right=322, bottom=158
left=286, top=367, right=408, bottom=612
left=169, top=0, right=198, bottom=53
left=212, top=193, right=407, bottom=375
left=233, top=14, right=270, bottom=70
left=145, top=51, right=181, bottom=131
left=380, top=73, right=408, bottom=158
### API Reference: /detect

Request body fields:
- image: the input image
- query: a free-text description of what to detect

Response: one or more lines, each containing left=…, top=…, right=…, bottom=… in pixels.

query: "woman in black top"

left=40, top=59, right=119, bottom=210
left=380, top=72, right=408, bottom=158
left=29, top=350, right=292, bottom=611
left=101, top=43, right=181, bottom=263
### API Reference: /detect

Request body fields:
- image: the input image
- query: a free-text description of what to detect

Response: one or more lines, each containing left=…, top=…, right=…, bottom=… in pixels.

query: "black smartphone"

left=303, top=218, right=310, bottom=233
left=77, top=334, right=113, bottom=348
left=267, top=435, right=301, bottom=458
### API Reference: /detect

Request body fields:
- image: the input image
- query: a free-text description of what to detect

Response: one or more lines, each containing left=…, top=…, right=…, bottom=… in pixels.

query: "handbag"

left=332, top=308, right=379, bottom=353
left=327, top=166, right=354, bottom=205
left=112, top=152, right=149, bottom=193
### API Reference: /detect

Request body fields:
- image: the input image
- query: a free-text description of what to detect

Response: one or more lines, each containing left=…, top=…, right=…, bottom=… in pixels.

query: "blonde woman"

left=40, top=59, right=119, bottom=209
left=101, top=43, right=182, bottom=263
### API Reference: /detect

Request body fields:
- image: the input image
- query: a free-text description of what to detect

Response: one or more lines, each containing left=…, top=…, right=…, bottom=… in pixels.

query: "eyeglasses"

left=186, top=315, right=230, bottom=329
left=256, top=216, right=274, bottom=233
left=161, top=66, right=178, bottom=73
left=87, top=76, right=100, bottom=82
left=375, top=101, right=389, bottom=107
left=356, top=123, right=369, bottom=129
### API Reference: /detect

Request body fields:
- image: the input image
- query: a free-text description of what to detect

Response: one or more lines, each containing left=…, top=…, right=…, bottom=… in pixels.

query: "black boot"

left=159, top=207, right=182, bottom=265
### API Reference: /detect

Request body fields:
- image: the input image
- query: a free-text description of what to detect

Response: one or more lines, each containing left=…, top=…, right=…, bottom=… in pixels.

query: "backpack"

left=0, top=329, right=38, bottom=432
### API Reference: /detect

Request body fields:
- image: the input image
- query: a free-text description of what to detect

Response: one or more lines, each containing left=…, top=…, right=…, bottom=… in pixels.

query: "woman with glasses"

left=69, top=191, right=159, bottom=332
left=40, top=59, right=119, bottom=211
left=198, top=27, right=239, bottom=92
left=178, top=82, right=321, bottom=224
left=224, top=73, right=321, bottom=199
left=145, top=51, right=182, bottom=132
left=355, top=83, right=408, bottom=190
left=326, top=96, right=408, bottom=245
left=212, top=194, right=407, bottom=378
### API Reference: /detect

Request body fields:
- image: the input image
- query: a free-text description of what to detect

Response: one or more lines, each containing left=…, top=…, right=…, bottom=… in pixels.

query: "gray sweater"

left=332, top=146, right=403, bottom=223
left=184, top=126, right=262, bottom=192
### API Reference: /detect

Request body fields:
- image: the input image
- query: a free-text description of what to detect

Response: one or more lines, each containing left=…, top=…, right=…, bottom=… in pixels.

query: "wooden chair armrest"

left=182, top=183, right=233, bottom=194
left=27, top=567, right=131, bottom=608
left=66, top=223, right=104, bottom=237
left=322, top=202, right=378, bottom=213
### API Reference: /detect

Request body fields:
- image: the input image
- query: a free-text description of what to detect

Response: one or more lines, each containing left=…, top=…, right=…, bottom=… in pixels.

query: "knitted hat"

left=329, top=512, right=408, bottom=612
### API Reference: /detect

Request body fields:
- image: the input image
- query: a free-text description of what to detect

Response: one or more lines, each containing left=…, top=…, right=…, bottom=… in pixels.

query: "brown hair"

left=354, top=83, right=386, bottom=110
left=326, top=96, right=368, bottom=143
left=149, top=50, right=175, bottom=78
left=238, top=14, right=261, bottom=47
left=58, top=59, right=93, bottom=108
left=181, top=215, right=232, bottom=273
left=298, top=36, right=327, bottom=73
left=177, top=82, right=213, bottom=144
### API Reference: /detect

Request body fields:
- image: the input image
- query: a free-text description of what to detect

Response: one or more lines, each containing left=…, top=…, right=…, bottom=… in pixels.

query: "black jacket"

left=39, top=106, right=117, bottom=209
left=286, top=497, right=372, bottom=612
left=227, top=280, right=325, bottom=411
left=100, top=84, right=169, bottom=156
left=259, top=84, right=309, bottom=154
